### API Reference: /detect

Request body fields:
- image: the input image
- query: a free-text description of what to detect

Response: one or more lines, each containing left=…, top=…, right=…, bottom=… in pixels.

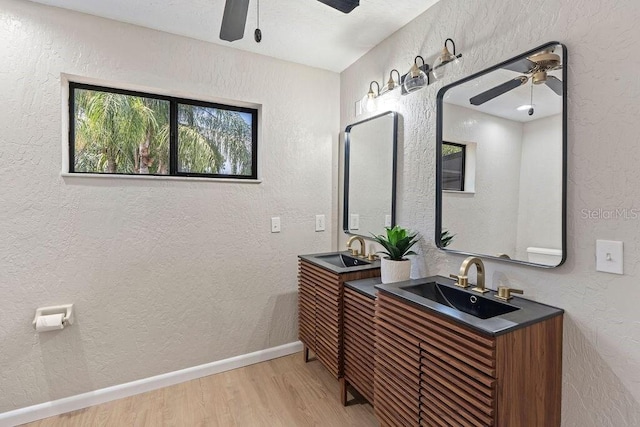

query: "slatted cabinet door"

left=376, top=292, right=497, bottom=426
left=299, top=261, right=342, bottom=378
left=298, top=259, right=380, bottom=383
left=374, top=294, right=421, bottom=426
left=297, top=271, right=316, bottom=357
left=343, top=287, right=376, bottom=404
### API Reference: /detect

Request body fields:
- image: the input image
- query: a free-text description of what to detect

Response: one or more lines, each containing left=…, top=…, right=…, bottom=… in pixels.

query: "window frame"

left=68, top=82, right=259, bottom=180
left=442, top=141, right=466, bottom=192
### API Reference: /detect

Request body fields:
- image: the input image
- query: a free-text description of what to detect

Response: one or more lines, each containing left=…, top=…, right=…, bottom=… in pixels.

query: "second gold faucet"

left=450, top=256, right=489, bottom=294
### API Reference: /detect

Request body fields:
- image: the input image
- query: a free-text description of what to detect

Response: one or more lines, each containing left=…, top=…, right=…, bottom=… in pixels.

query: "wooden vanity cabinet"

left=375, top=292, right=563, bottom=427
left=297, top=259, right=379, bottom=381
left=342, top=286, right=376, bottom=404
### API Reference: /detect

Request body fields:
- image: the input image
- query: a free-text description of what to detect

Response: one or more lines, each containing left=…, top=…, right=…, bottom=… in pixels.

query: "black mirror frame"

left=343, top=111, right=399, bottom=239
left=435, top=41, right=568, bottom=268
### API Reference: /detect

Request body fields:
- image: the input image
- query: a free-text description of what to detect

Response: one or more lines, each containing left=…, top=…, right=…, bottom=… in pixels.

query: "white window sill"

left=60, top=172, right=262, bottom=184
left=443, top=190, right=476, bottom=194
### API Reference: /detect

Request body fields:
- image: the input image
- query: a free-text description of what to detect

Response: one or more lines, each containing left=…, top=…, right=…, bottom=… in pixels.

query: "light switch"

left=596, top=240, right=623, bottom=274
left=271, top=217, right=281, bottom=233
left=350, top=214, right=360, bottom=230
left=315, top=215, right=325, bottom=232
left=355, top=99, right=363, bottom=117
left=385, top=215, right=392, bottom=227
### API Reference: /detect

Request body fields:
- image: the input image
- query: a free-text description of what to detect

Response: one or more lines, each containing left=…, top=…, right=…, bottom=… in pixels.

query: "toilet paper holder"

left=32, top=304, right=74, bottom=329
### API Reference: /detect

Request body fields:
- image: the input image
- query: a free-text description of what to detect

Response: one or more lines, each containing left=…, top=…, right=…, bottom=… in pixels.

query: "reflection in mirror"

left=344, top=111, right=397, bottom=238
left=436, top=42, right=566, bottom=267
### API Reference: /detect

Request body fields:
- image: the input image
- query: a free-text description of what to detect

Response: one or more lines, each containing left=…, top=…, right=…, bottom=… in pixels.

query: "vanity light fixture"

left=402, top=56, right=430, bottom=94
left=362, top=80, right=380, bottom=113
left=432, top=38, right=462, bottom=80
left=377, top=69, right=402, bottom=110
left=381, top=69, right=401, bottom=94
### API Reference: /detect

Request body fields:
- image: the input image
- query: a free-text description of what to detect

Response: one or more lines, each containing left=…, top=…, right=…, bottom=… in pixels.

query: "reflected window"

left=442, top=142, right=465, bottom=191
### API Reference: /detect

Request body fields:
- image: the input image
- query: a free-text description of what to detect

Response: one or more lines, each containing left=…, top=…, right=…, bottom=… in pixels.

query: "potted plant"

left=371, top=225, right=420, bottom=284
left=441, top=229, right=455, bottom=247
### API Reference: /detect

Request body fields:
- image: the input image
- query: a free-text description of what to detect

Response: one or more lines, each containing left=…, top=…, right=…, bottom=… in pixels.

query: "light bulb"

left=517, top=104, right=534, bottom=111
left=432, top=39, right=462, bottom=81
left=403, top=63, right=428, bottom=93
left=364, top=93, right=377, bottom=112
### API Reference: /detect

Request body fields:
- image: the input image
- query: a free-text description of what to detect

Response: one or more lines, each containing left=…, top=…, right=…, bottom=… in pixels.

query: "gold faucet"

left=346, top=235, right=366, bottom=258
left=450, top=256, right=489, bottom=293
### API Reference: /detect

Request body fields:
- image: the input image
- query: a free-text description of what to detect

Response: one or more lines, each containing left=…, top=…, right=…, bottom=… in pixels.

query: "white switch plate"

left=271, top=217, right=281, bottom=233
left=355, top=99, right=363, bottom=117
left=350, top=214, right=360, bottom=230
left=315, top=215, right=325, bottom=232
left=385, top=215, right=392, bottom=227
left=596, top=240, right=623, bottom=274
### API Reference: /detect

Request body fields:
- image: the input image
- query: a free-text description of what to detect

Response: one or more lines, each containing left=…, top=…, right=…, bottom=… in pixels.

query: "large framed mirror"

left=435, top=41, right=567, bottom=267
left=343, top=111, right=398, bottom=238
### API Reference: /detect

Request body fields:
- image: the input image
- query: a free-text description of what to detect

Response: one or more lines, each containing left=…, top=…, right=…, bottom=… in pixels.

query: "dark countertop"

left=376, top=275, right=564, bottom=337
left=344, top=277, right=380, bottom=299
left=298, top=251, right=381, bottom=275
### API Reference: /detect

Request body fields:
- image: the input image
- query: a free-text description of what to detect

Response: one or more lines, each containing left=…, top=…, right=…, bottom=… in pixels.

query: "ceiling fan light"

left=532, top=71, right=547, bottom=85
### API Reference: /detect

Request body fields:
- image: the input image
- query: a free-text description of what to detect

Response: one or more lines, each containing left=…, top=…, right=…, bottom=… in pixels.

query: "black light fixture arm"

left=386, top=68, right=400, bottom=91
left=433, top=39, right=463, bottom=72
left=445, top=38, right=456, bottom=55
left=369, top=80, right=380, bottom=96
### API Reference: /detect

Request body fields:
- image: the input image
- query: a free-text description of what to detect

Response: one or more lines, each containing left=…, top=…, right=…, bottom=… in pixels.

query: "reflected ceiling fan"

left=219, top=0, right=359, bottom=43
left=469, top=49, right=563, bottom=106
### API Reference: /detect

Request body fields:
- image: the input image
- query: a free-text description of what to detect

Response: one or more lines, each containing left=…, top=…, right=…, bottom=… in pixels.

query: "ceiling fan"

left=469, top=49, right=563, bottom=106
left=219, top=0, right=359, bottom=43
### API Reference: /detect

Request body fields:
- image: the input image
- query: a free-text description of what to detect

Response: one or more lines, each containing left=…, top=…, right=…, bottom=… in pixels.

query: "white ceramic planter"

left=380, top=257, right=411, bottom=284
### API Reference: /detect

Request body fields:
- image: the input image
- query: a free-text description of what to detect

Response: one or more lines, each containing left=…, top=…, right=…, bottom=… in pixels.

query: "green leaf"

left=370, top=226, right=420, bottom=261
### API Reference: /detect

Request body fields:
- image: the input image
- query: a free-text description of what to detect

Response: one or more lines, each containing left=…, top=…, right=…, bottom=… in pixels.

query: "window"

left=442, top=142, right=465, bottom=191
left=69, top=83, right=258, bottom=179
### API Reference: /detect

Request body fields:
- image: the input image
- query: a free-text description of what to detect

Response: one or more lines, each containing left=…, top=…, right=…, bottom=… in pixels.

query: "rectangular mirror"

left=343, top=111, right=398, bottom=238
left=436, top=42, right=567, bottom=267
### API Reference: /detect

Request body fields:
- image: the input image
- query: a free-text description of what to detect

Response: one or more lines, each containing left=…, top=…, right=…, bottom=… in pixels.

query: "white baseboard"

left=0, top=341, right=303, bottom=427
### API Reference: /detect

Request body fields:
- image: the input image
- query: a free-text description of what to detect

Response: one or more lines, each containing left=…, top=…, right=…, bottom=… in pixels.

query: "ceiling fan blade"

left=545, top=75, right=563, bottom=95
left=317, top=0, right=359, bottom=13
left=220, top=0, right=250, bottom=42
left=470, top=77, right=528, bottom=106
left=502, top=58, right=536, bottom=74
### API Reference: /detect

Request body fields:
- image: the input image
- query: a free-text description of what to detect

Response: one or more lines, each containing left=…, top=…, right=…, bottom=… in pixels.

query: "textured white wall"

left=516, top=114, right=563, bottom=260
left=0, top=0, right=338, bottom=413
left=340, top=0, right=640, bottom=425
left=442, top=103, right=523, bottom=257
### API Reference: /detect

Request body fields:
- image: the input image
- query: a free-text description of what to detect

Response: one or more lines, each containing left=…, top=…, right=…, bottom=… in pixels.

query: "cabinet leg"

left=303, top=344, right=310, bottom=363
left=340, top=378, right=348, bottom=406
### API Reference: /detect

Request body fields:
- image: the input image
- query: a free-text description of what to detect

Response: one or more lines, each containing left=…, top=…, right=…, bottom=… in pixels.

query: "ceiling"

left=444, top=46, right=564, bottom=123
left=25, top=0, right=441, bottom=72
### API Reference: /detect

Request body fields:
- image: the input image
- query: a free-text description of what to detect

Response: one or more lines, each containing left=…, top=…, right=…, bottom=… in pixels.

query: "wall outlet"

left=271, top=217, right=281, bottom=233
left=385, top=215, right=392, bottom=227
left=315, top=215, right=325, bottom=232
left=596, top=240, right=623, bottom=274
left=350, top=214, right=360, bottom=230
